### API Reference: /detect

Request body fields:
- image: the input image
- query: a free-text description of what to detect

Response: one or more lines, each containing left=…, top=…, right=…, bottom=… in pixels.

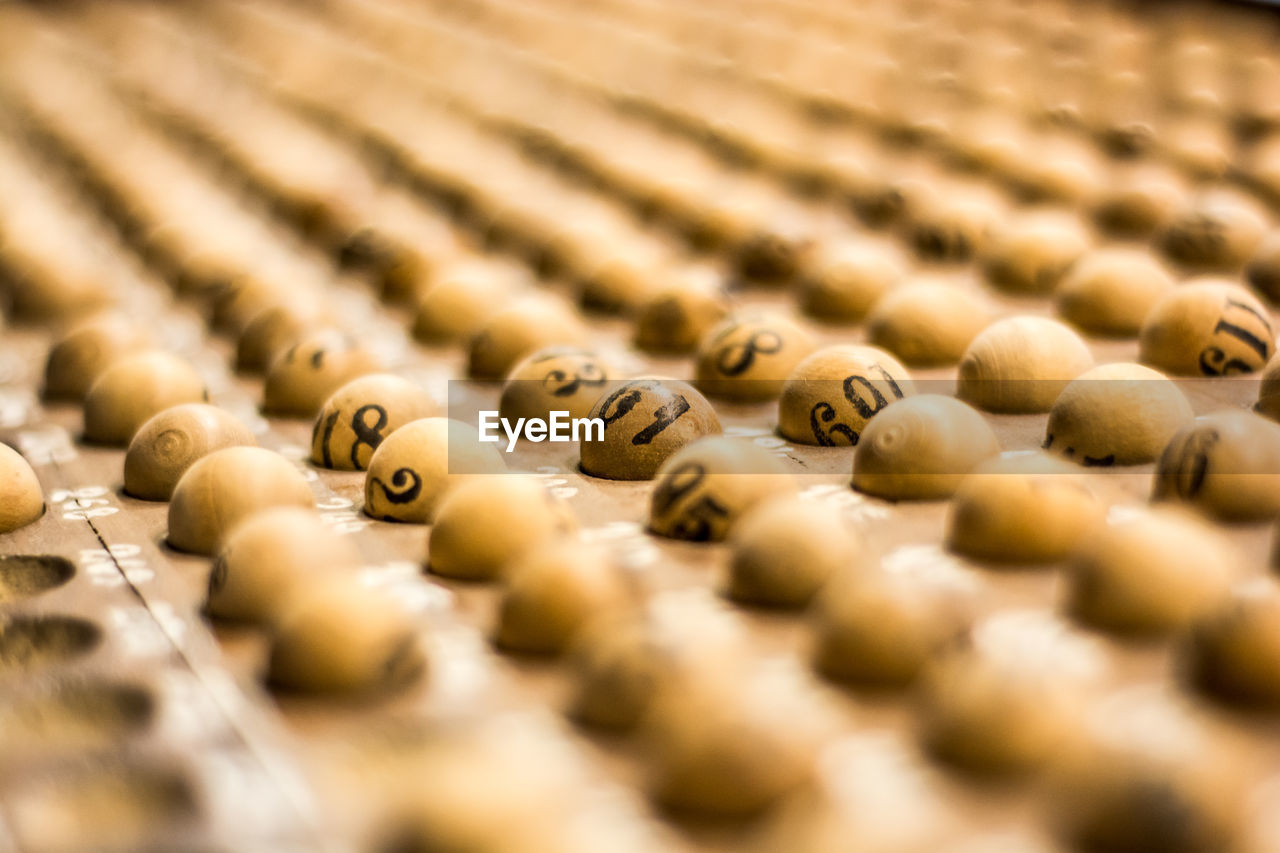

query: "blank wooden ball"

left=1257, top=354, right=1280, bottom=422
left=43, top=314, right=150, bottom=402
left=905, top=191, right=1003, bottom=263
left=234, top=302, right=329, bottom=374
left=1065, top=507, right=1236, bottom=636
left=268, top=577, right=424, bottom=695
left=1159, top=191, right=1268, bottom=274
left=947, top=453, right=1104, bottom=564
left=1045, top=363, right=1194, bottom=466
left=1246, top=230, right=1280, bottom=304
left=207, top=507, right=362, bottom=624
left=0, top=443, right=43, bottom=534
left=410, top=264, right=514, bottom=345
left=726, top=497, right=861, bottom=608
left=866, top=281, right=990, bottom=367
left=778, top=345, right=914, bottom=446
left=579, top=378, right=722, bottom=481
left=1055, top=249, right=1175, bottom=337
left=957, top=316, right=1094, bottom=414
left=1139, top=279, right=1274, bottom=376
left=429, top=475, right=577, bottom=581
left=83, top=351, right=208, bottom=446
left=124, top=404, right=257, bottom=501
left=364, top=418, right=505, bottom=523
left=647, top=436, right=795, bottom=542
left=632, top=274, right=730, bottom=355
left=853, top=395, right=1000, bottom=501
left=167, top=447, right=315, bottom=555
left=262, top=329, right=382, bottom=418
left=467, top=294, right=587, bottom=380
left=1090, top=162, right=1186, bottom=238
left=498, top=347, right=613, bottom=423
left=695, top=313, right=816, bottom=402
left=1184, top=582, right=1280, bottom=708
left=797, top=241, right=904, bottom=323
left=981, top=214, right=1090, bottom=295
left=493, top=539, right=631, bottom=655
left=1152, top=410, right=1280, bottom=522
left=310, top=374, right=434, bottom=472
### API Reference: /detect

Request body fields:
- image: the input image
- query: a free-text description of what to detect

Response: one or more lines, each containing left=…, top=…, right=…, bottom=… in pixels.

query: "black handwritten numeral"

left=370, top=467, right=422, bottom=509
left=349, top=404, right=388, bottom=469
left=314, top=410, right=340, bottom=468
left=1169, top=428, right=1218, bottom=498
left=600, top=385, right=644, bottom=426
left=843, top=365, right=904, bottom=418
left=633, top=395, right=690, bottom=445
left=810, top=402, right=859, bottom=446
left=544, top=362, right=607, bottom=397
left=1199, top=298, right=1274, bottom=376
left=651, top=461, right=727, bottom=542
left=715, top=330, right=783, bottom=376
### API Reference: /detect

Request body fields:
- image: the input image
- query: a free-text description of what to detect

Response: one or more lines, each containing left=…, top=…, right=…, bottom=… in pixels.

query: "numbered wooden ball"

left=852, top=395, right=1000, bottom=501
left=364, top=418, right=505, bottom=523
left=796, top=241, right=904, bottom=324
left=410, top=263, right=515, bottom=345
left=310, top=374, right=434, bottom=472
left=947, top=453, right=1103, bottom=564
left=206, top=507, right=362, bottom=624
left=1152, top=411, right=1280, bottom=522
left=957, top=316, right=1094, bottom=414
left=1090, top=162, right=1187, bottom=238
left=1139, top=279, right=1274, bottom=376
left=647, top=436, right=795, bottom=542
left=0, top=443, right=44, bottom=534
left=917, top=613, right=1108, bottom=774
left=866, top=281, right=990, bottom=367
left=498, top=347, right=613, bottom=423
left=1184, top=582, right=1280, bottom=708
left=1055, top=249, right=1175, bottom=338
left=778, top=345, right=915, bottom=446
left=579, top=378, right=722, bottom=481
left=694, top=313, right=816, bottom=402
left=1158, top=190, right=1268, bottom=273
left=124, top=404, right=257, bottom=501
left=262, top=329, right=382, bottom=419
left=83, top=351, right=208, bottom=446
left=1064, top=507, right=1236, bottom=636
left=493, top=539, right=631, bottom=655
left=167, top=446, right=315, bottom=555
left=980, top=214, right=1090, bottom=295
left=467, top=294, right=588, bottom=380
left=429, top=475, right=577, bottom=581
left=813, top=562, right=976, bottom=687
left=43, top=314, right=150, bottom=402
left=268, top=577, right=424, bottom=695
left=632, top=273, right=730, bottom=355
left=1045, top=363, right=1194, bottom=466
left=726, top=497, right=862, bottom=608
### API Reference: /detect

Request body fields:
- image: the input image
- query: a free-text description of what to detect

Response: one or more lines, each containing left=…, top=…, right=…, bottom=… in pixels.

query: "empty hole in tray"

left=0, top=678, right=155, bottom=753
left=0, top=555, right=75, bottom=603
left=0, top=615, right=101, bottom=673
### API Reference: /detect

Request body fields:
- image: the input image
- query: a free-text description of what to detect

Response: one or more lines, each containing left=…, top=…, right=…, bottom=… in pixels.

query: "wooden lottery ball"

left=946, top=452, right=1103, bottom=565
left=206, top=507, right=361, bottom=624
left=647, top=436, right=796, bottom=543
left=1184, top=582, right=1280, bottom=708
left=410, top=264, right=514, bottom=345
left=262, top=329, right=382, bottom=419
left=852, top=395, right=1000, bottom=501
left=1045, top=363, right=1194, bottom=466
left=579, top=379, right=722, bottom=481
left=1246, top=230, right=1280, bottom=303
left=310, top=374, right=434, bottom=472
left=124, top=404, right=257, bottom=501
left=493, top=539, right=631, bottom=655
left=234, top=302, right=329, bottom=374
left=632, top=274, right=730, bottom=355
left=1055, top=249, right=1175, bottom=337
left=83, top=351, right=208, bottom=447
left=694, top=313, right=816, bottom=402
left=813, top=563, right=975, bottom=687
left=957, top=316, right=1094, bottom=414
left=917, top=613, right=1107, bottom=774
left=467, top=294, right=588, bottom=381
left=42, top=314, right=150, bottom=402
left=980, top=214, right=1090, bottom=295
left=0, top=443, right=44, bottom=534
left=866, top=281, right=990, bottom=367
left=1139, top=279, right=1274, bottom=376
left=777, top=345, right=914, bottom=447
left=498, top=347, right=613, bottom=423
left=268, top=577, right=424, bottom=695
left=726, top=497, right=862, bottom=608
left=796, top=240, right=904, bottom=324
left=1090, top=163, right=1186, bottom=239
left=364, top=418, right=505, bottom=523
left=1064, top=507, right=1236, bottom=636
left=207, top=276, right=290, bottom=336
left=905, top=191, right=1003, bottom=263
left=428, top=475, right=577, bottom=581
left=167, top=446, right=315, bottom=555
left=1152, top=411, right=1280, bottom=522
left=1158, top=190, right=1268, bottom=274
